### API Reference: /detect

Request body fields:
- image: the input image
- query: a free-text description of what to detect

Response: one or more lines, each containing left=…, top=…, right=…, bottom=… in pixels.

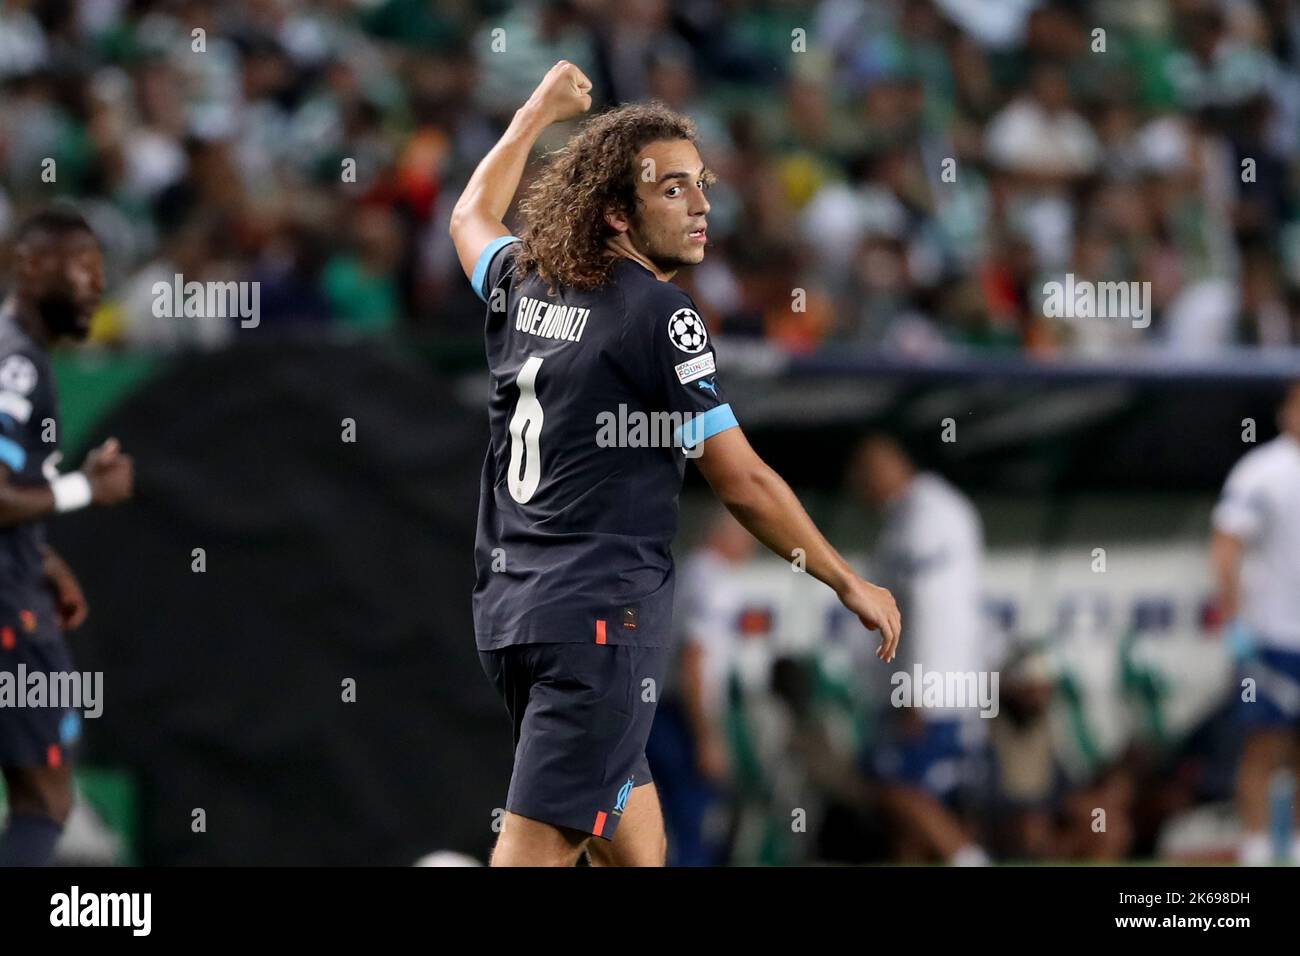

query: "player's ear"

left=604, top=207, right=630, bottom=234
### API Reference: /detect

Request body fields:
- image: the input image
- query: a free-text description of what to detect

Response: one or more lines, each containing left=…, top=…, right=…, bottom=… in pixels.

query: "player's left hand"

left=838, top=576, right=901, bottom=663
left=43, top=549, right=88, bottom=630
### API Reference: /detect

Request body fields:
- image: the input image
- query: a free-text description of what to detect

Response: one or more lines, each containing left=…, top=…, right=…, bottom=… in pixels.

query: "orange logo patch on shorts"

left=20, top=609, right=37, bottom=632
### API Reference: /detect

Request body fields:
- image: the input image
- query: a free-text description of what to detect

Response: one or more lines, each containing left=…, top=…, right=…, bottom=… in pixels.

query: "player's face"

left=21, top=230, right=104, bottom=341
left=854, top=439, right=911, bottom=507
left=628, top=139, right=711, bottom=271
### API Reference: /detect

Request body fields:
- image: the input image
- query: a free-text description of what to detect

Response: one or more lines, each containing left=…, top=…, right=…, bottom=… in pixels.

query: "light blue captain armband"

left=677, top=403, right=739, bottom=452
left=471, top=235, right=521, bottom=303
left=0, top=435, right=26, bottom=472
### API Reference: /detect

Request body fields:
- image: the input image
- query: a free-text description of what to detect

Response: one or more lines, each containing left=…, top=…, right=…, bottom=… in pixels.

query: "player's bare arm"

left=450, top=60, right=593, bottom=279
left=0, top=436, right=133, bottom=527
left=679, top=640, right=728, bottom=780
left=696, top=427, right=901, bottom=661
left=40, top=543, right=87, bottom=630
left=1210, top=529, right=1244, bottom=622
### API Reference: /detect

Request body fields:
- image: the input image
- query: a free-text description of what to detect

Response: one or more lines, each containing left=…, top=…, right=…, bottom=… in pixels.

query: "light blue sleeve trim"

left=471, top=235, right=521, bottom=303
left=1226, top=621, right=1258, bottom=663
left=0, top=435, right=26, bottom=472
left=677, top=403, right=739, bottom=449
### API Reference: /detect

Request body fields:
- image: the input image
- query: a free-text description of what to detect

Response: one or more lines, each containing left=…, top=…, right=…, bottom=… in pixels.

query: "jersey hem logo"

left=668, top=308, right=708, bottom=353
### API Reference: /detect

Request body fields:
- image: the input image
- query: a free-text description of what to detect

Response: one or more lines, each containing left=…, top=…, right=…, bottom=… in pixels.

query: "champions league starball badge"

left=668, top=308, right=707, bottom=353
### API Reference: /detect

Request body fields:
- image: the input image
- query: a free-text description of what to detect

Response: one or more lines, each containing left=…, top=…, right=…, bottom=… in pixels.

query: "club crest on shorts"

left=668, top=308, right=707, bottom=353
left=614, top=777, right=634, bottom=815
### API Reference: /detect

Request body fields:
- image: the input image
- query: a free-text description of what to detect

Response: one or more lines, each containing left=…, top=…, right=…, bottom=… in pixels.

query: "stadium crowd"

left=1, top=0, right=1297, bottom=354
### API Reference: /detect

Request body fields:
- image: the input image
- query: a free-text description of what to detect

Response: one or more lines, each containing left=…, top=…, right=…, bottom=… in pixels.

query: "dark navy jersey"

left=0, top=317, right=61, bottom=628
left=470, top=236, right=738, bottom=650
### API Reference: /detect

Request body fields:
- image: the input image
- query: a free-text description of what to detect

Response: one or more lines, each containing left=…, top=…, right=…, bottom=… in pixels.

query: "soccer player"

left=850, top=433, right=991, bottom=866
left=450, top=61, right=901, bottom=867
left=1211, top=382, right=1300, bottom=865
left=0, top=207, right=134, bottom=866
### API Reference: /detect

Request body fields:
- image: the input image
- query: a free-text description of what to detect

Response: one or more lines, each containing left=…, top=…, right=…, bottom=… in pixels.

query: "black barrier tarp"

left=719, top=373, right=1292, bottom=495
left=51, top=341, right=510, bottom=865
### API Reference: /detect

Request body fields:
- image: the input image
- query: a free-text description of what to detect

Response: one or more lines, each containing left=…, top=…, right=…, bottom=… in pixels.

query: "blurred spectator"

left=987, top=649, right=1060, bottom=859
left=322, top=203, right=403, bottom=333
left=985, top=63, right=1101, bottom=179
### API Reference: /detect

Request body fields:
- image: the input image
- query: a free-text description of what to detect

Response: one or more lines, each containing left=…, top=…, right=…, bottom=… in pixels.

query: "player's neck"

left=604, top=236, right=676, bottom=283
left=0, top=296, right=50, bottom=347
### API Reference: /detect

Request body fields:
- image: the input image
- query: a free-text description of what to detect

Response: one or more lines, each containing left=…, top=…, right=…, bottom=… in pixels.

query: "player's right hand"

left=1214, top=585, right=1240, bottom=625
left=83, top=437, right=134, bottom=505
left=525, top=60, right=592, bottom=126
left=839, top=577, right=901, bottom=663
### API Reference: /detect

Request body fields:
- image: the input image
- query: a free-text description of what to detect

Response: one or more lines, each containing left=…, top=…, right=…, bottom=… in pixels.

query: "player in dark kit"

left=0, top=208, right=134, bottom=866
left=451, top=62, right=901, bottom=867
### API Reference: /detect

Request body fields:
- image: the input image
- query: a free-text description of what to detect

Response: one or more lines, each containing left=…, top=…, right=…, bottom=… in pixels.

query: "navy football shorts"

left=479, top=641, right=670, bottom=841
left=0, top=613, right=81, bottom=769
left=865, top=717, right=972, bottom=800
left=1237, top=644, right=1300, bottom=730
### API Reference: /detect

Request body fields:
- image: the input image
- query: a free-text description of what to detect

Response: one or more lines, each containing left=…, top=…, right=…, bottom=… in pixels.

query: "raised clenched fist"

left=525, top=60, right=593, bottom=126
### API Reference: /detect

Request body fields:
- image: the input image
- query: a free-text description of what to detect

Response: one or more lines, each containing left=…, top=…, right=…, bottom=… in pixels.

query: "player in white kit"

left=853, top=433, right=992, bottom=866
left=1211, top=383, right=1300, bottom=865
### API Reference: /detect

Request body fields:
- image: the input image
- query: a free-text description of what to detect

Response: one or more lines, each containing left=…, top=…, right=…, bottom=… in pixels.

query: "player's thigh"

left=491, top=810, right=589, bottom=867
left=503, top=642, right=667, bottom=842
left=2, top=763, right=74, bottom=821
left=1236, top=647, right=1300, bottom=741
left=1238, top=726, right=1293, bottom=768
left=586, top=782, right=667, bottom=867
left=1, top=632, right=77, bottom=823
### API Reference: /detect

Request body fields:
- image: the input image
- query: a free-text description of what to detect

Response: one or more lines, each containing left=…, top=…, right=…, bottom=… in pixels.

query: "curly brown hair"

left=514, top=103, right=700, bottom=290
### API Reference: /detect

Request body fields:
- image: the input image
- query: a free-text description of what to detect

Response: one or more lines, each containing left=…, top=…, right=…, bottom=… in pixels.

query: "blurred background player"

left=851, top=432, right=991, bottom=865
left=0, top=207, right=134, bottom=866
left=1211, top=382, right=1300, bottom=865
left=646, top=506, right=754, bottom=865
